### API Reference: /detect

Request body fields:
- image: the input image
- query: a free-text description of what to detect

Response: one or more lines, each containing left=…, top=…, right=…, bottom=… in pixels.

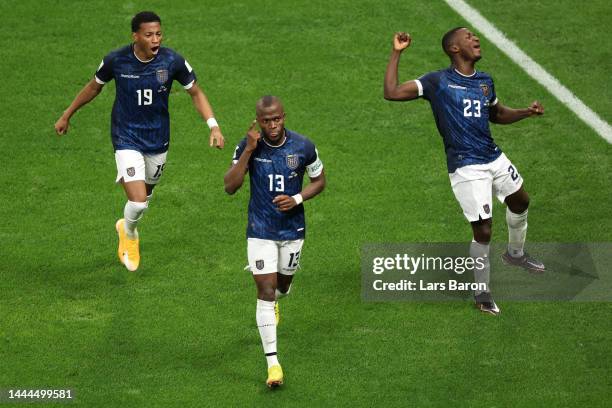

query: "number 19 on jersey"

left=136, top=89, right=153, bottom=106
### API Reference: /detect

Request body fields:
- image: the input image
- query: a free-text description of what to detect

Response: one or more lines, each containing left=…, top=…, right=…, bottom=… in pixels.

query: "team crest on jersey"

left=483, top=204, right=491, bottom=214
left=256, top=260, right=264, bottom=270
left=480, top=83, right=490, bottom=97
left=286, top=154, right=299, bottom=170
left=126, top=167, right=135, bottom=177
left=156, top=69, right=169, bottom=84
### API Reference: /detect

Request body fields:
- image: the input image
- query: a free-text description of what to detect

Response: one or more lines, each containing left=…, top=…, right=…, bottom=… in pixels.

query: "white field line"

left=444, top=0, right=612, bottom=144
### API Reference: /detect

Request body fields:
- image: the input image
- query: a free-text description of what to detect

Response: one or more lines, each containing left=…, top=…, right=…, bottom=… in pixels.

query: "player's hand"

left=54, top=116, right=70, bottom=135
left=273, top=195, right=298, bottom=212
left=393, top=32, right=412, bottom=52
left=209, top=126, right=225, bottom=149
left=527, top=100, right=544, bottom=116
left=245, top=120, right=261, bottom=152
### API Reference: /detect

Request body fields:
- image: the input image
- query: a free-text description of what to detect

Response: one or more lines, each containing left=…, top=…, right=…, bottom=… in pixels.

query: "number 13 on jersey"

left=268, top=174, right=284, bottom=192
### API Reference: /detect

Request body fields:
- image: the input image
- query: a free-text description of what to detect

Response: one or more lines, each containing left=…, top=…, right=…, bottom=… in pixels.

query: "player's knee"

left=472, top=221, right=492, bottom=243
left=476, top=230, right=492, bottom=243
left=517, top=194, right=530, bottom=213
left=506, top=190, right=530, bottom=214
left=258, top=287, right=276, bottom=302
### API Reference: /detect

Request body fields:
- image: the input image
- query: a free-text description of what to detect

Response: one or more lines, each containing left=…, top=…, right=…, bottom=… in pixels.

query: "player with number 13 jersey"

left=224, top=95, right=325, bottom=388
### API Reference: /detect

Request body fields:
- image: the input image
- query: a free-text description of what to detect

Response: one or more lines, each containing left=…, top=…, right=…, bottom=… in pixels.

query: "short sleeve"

left=94, top=54, right=114, bottom=84
left=415, top=71, right=441, bottom=101
left=304, top=141, right=323, bottom=178
left=173, top=53, right=197, bottom=90
left=232, top=138, right=248, bottom=165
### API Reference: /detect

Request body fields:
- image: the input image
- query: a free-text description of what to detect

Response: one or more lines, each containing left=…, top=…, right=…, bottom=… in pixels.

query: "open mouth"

left=151, top=46, right=160, bottom=53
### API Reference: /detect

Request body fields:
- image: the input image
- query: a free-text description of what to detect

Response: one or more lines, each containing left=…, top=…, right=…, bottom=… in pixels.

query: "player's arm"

left=186, top=82, right=225, bottom=149
left=273, top=146, right=326, bottom=212
left=273, top=170, right=326, bottom=212
left=384, top=32, right=420, bottom=101
left=54, top=79, right=104, bottom=135
left=224, top=121, right=259, bottom=195
left=489, top=100, right=544, bottom=124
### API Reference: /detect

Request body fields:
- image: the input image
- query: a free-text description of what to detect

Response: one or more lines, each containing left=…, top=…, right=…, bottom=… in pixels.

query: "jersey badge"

left=156, top=69, right=169, bottom=84
left=286, top=154, right=299, bottom=170
left=479, top=84, right=490, bottom=97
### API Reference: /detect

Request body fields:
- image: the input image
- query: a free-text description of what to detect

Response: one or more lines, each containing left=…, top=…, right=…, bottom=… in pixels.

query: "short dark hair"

left=258, top=95, right=281, bottom=109
left=131, top=11, right=161, bottom=33
left=442, top=27, right=465, bottom=56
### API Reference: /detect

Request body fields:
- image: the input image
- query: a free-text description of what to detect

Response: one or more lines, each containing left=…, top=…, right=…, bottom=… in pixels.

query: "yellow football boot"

left=115, top=219, right=140, bottom=271
left=266, top=365, right=283, bottom=388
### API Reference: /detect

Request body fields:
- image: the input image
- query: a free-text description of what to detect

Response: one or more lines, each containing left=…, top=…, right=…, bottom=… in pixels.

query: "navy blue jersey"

left=416, top=67, right=501, bottom=172
left=94, top=45, right=197, bottom=153
left=232, top=129, right=323, bottom=240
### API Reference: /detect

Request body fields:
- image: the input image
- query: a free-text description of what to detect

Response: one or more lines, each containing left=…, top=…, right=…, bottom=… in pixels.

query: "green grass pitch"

left=1, top=0, right=611, bottom=406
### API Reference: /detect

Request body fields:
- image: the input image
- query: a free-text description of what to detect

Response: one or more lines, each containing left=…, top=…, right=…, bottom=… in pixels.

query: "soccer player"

left=224, top=96, right=325, bottom=388
left=384, top=28, right=545, bottom=315
left=54, top=11, right=224, bottom=271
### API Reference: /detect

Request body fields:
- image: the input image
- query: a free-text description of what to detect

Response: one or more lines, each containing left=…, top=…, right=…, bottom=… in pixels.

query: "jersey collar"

left=262, top=129, right=288, bottom=148
left=132, top=44, right=156, bottom=64
left=453, top=67, right=477, bottom=77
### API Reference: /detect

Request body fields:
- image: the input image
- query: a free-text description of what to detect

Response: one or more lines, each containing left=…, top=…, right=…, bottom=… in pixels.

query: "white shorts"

left=247, top=238, right=305, bottom=275
left=449, top=153, right=523, bottom=222
left=115, top=149, right=168, bottom=185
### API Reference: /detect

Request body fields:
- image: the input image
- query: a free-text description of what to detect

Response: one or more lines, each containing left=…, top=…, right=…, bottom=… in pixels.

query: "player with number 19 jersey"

left=232, top=130, right=323, bottom=240
left=95, top=44, right=196, bottom=153
left=54, top=12, right=225, bottom=274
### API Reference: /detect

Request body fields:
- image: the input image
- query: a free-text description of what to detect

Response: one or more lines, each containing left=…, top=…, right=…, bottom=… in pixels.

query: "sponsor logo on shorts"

left=480, top=83, right=490, bottom=97
left=126, top=167, right=135, bottom=177
left=256, top=260, right=264, bottom=270
left=156, top=69, right=169, bottom=84
left=483, top=204, right=491, bottom=214
left=286, top=154, right=299, bottom=170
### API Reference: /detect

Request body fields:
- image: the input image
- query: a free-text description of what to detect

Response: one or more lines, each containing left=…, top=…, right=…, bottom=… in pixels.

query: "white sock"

left=506, top=208, right=528, bottom=258
left=124, top=200, right=148, bottom=239
left=470, top=240, right=490, bottom=296
left=256, top=299, right=278, bottom=368
left=146, top=192, right=153, bottom=203
left=275, top=284, right=291, bottom=300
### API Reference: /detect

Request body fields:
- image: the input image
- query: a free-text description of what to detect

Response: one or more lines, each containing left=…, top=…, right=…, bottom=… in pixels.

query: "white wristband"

left=206, top=117, right=219, bottom=129
left=292, top=193, right=303, bottom=205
